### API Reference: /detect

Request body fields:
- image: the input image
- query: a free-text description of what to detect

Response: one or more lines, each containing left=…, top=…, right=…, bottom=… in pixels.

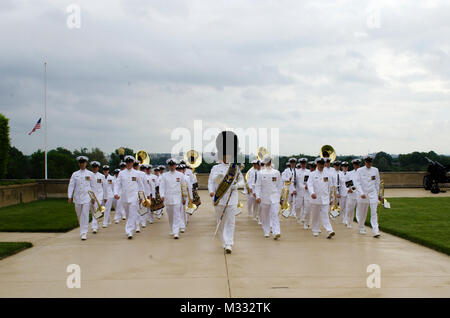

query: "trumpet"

left=88, top=190, right=105, bottom=219
left=329, top=186, right=340, bottom=219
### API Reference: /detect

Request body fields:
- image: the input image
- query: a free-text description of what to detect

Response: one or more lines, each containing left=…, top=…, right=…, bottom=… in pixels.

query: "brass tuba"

left=320, top=145, right=336, bottom=163
left=136, top=150, right=150, bottom=165
left=184, top=149, right=202, bottom=207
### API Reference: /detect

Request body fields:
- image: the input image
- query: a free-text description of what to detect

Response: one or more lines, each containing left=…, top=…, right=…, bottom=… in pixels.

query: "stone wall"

left=0, top=172, right=447, bottom=208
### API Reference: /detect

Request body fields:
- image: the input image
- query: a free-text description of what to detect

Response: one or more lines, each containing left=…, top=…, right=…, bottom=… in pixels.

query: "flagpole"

left=44, top=62, right=48, bottom=180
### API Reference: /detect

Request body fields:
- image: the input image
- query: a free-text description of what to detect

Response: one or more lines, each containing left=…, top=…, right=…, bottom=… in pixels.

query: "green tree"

left=0, top=114, right=11, bottom=178
left=374, top=151, right=393, bottom=172
left=6, top=147, right=30, bottom=179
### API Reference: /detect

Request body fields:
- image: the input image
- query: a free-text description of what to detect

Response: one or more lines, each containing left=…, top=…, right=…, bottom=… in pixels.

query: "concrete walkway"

left=0, top=190, right=449, bottom=298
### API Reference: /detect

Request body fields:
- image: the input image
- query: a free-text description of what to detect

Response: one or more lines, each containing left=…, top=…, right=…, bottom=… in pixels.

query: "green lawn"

left=365, top=197, right=450, bottom=255
left=0, top=199, right=79, bottom=232
left=0, top=242, right=33, bottom=260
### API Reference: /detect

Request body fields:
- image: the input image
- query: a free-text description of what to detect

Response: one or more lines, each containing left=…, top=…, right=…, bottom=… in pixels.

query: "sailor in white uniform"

left=246, top=160, right=259, bottom=217
left=307, top=158, right=336, bottom=239
left=255, top=155, right=283, bottom=239
left=89, top=161, right=107, bottom=234
left=302, top=161, right=316, bottom=230
left=113, top=162, right=127, bottom=223
left=102, top=165, right=115, bottom=228
left=114, top=156, right=145, bottom=239
left=355, top=155, right=381, bottom=238
left=282, top=158, right=298, bottom=218
left=291, top=158, right=308, bottom=225
left=343, top=159, right=361, bottom=228
left=338, top=162, right=349, bottom=224
left=159, top=158, right=185, bottom=239
left=68, top=156, right=96, bottom=240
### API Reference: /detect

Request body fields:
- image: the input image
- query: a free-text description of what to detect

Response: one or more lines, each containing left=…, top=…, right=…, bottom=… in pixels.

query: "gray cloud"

left=1, top=0, right=449, bottom=156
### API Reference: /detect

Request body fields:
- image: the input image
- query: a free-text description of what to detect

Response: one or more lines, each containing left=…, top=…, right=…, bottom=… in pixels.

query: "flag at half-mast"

left=28, top=118, right=42, bottom=135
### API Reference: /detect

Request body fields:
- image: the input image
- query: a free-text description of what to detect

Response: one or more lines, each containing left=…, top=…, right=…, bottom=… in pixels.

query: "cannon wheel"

left=423, top=175, right=432, bottom=190
left=431, top=180, right=440, bottom=194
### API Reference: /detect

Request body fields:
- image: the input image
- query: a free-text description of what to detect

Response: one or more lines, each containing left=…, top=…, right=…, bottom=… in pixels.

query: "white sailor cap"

left=124, top=155, right=135, bottom=163
left=102, top=165, right=110, bottom=170
left=324, top=157, right=331, bottom=162
left=119, top=161, right=126, bottom=167
left=113, top=169, right=120, bottom=174
left=288, top=157, right=297, bottom=163
left=333, top=161, right=341, bottom=166
left=262, top=155, right=272, bottom=164
left=179, top=160, right=186, bottom=165
left=251, top=159, right=259, bottom=164
left=341, top=161, right=349, bottom=166
left=296, top=163, right=302, bottom=168
left=159, top=165, right=166, bottom=170
left=315, top=157, right=325, bottom=164
left=154, top=167, right=160, bottom=171
left=363, top=155, right=374, bottom=162
left=76, top=156, right=88, bottom=162
left=308, top=161, right=317, bottom=166
left=147, top=164, right=153, bottom=169
left=299, top=158, right=308, bottom=163
left=90, top=161, right=101, bottom=167
left=351, top=158, right=361, bottom=164
left=166, top=158, right=177, bottom=165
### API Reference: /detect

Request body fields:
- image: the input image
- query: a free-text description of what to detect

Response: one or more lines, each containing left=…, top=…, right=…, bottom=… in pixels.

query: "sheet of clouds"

left=1, top=0, right=449, bottom=156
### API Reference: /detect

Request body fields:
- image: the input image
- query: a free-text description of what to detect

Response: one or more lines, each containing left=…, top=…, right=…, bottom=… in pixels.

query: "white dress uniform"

left=302, top=169, right=313, bottom=228
left=337, top=169, right=348, bottom=224
left=282, top=167, right=297, bottom=217
left=179, top=173, right=191, bottom=231
left=103, top=174, right=115, bottom=227
left=246, top=168, right=257, bottom=217
left=144, top=172, right=156, bottom=223
left=114, top=168, right=145, bottom=237
left=91, top=172, right=107, bottom=232
left=113, top=172, right=126, bottom=222
left=135, top=169, right=151, bottom=229
left=255, top=166, right=282, bottom=237
left=291, top=167, right=308, bottom=224
left=355, top=166, right=381, bottom=235
left=208, top=163, right=242, bottom=248
left=159, top=170, right=185, bottom=237
left=343, top=169, right=358, bottom=227
left=68, top=169, right=96, bottom=237
left=307, top=168, right=335, bottom=237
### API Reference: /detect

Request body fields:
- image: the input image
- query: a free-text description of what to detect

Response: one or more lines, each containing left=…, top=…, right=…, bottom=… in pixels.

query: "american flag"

left=28, top=118, right=42, bottom=135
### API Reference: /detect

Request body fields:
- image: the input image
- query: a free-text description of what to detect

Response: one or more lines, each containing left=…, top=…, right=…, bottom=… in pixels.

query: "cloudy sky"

left=1, top=0, right=449, bottom=157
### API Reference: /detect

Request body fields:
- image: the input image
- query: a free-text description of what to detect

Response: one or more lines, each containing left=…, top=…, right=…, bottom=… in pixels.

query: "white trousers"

left=288, top=193, right=296, bottom=217
left=311, top=204, right=333, bottom=234
left=123, top=201, right=139, bottom=236
left=215, top=205, right=236, bottom=247
left=103, top=198, right=114, bottom=226
left=89, top=203, right=100, bottom=230
left=303, top=199, right=312, bottom=225
left=114, top=198, right=125, bottom=221
left=254, top=201, right=261, bottom=220
left=357, top=201, right=379, bottom=234
left=339, top=196, right=348, bottom=223
left=346, top=197, right=358, bottom=225
left=146, top=208, right=154, bottom=223
left=180, top=203, right=188, bottom=229
left=247, top=195, right=256, bottom=216
left=75, top=203, right=90, bottom=236
left=295, top=194, right=305, bottom=222
left=260, top=203, right=281, bottom=236
left=166, top=204, right=182, bottom=235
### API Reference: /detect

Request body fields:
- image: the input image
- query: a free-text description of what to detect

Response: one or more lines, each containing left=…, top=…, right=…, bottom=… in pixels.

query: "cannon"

left=423, top=157, right=450, bottom=193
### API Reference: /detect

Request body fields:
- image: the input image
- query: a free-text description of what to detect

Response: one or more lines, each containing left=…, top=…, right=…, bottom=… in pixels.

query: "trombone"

left=138, top=191, right=151, bottom=216
left=88, top=190, right=105, bottom=219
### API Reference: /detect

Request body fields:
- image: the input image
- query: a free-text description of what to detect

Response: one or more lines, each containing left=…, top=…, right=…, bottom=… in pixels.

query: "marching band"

left=68, top=135, right=384, bottom=254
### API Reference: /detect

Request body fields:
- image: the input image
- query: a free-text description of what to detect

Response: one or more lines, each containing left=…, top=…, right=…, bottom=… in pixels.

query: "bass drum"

left=150, top=186, right=165, bottom=212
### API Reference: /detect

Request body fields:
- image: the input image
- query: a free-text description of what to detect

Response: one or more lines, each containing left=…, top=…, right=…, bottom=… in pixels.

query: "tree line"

left=1, top=114, right=449, bottom=179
